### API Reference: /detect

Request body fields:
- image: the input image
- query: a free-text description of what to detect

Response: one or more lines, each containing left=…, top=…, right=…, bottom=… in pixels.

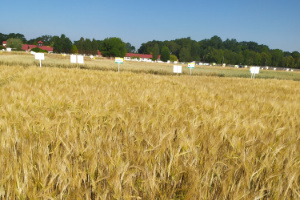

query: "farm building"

left=124, top=53, right=161, bottom=62
left=2, top=40, right=53, bottom=53
left=22, top=41, right=53, bottom=53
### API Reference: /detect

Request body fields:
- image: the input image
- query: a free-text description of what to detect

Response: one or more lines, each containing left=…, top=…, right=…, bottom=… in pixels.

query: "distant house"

left=124, top=53, right=161, bottom=62
left=22, top=41, right=53, bottom=53
left=2, top=41, right=6, bottom=46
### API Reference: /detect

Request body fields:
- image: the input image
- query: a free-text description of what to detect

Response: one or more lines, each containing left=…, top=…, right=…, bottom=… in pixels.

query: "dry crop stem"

left=0, top=65, right=299, bottom=199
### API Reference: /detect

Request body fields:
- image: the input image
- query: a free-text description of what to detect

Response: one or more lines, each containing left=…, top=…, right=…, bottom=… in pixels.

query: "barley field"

left=0, top=60, right=300, bottom=199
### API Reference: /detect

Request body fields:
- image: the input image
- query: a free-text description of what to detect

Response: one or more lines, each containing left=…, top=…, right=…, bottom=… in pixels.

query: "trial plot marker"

left=35, top=53, right=45, bottom=68
left=173, top=65, right=182, bottom=74
left=115, top=57, right=124, bottom=72
left=250, top=67, right=260, bottom=79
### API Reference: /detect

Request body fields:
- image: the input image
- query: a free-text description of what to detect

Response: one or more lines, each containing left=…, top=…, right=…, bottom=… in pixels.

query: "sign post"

left=250, top=67, right=260, bottom=79
left=188, top=62, right=195, bottom=75
left=35, top=53, right=45, bottom=67
left=115, top=57, right=124, bottom=72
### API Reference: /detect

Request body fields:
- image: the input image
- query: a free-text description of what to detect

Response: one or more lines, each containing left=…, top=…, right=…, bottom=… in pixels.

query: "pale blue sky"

left=1, top=0, right=299, bottom=52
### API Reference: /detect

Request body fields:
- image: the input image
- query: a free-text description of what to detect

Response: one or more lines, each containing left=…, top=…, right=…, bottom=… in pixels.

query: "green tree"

left=208, top=35, right=223, bottom=49
left=152, top=44, right=160, bottom=61
left=160, top=45, right=170, bottom=62
left=166, top=41, right=180, bottom=55
left=207, top=48, right=223, bottom=63
left=7, top=33, right=26, bottom=43
left=286, top=56, right=295, bottom=68
left=75, top=37, right=85, bottom=54
left=27, top=35, right=53, bottom=46
left=53, top=34, right=72, bottom=53
left=100, top=37, right=126, bottom=57
left=260, top=52, right=271, bottom=66
left=71, top=45, right=78, bottom=54
left=0, top=33, right=7, bottom=44
left=125, top=42, right=136, bottom=53
left=170, top=54, right=178, bottom=62
left=91, top=39, right=98, bottom=55
left=6, top=38, right=23, bottom=50
left=271, top=49, right=283, bottom=66
left=84, top=38, right=92, bottom=54
left=291, top=51, right=300, bottom=68
left=179, top=47, right=192, bottom=62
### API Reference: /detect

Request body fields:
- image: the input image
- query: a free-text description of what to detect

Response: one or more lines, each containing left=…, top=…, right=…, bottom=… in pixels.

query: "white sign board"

left=70, top=55, right=77, bottom=63
left=115, top=57, right=124, bottom=64
left=6, top=48, right=11, bottom=52
left=250, top=67, right=260, bottom=79
left=34, top=53, right=45, bottom=67
left=188, top=62, right=195, bottom=69
left=173, top=65, right=182, bottom=73
left=35, top=53, right=45, bottom=60
left=250, top=67, right=260, bottom=74
left=77, top=55, right=84, bottom=64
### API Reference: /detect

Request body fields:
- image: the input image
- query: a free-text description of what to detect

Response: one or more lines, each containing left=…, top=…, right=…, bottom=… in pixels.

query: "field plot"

left=1, top=52, right=300, bottom=81
left=0, top=64, right=299, bottom=199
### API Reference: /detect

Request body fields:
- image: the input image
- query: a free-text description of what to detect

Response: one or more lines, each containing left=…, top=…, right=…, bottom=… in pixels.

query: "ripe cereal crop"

left=0, top=63, right=299, bottom=199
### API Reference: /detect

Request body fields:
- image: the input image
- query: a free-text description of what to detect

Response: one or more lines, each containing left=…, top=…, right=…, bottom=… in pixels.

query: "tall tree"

left=53, top=34, right=72, bottom=53
left=160, top=45, right=170, bottom=62
left=125, top=42, right=136, bottom=53
left=91, top=39, right=98, bottom=55
left=6, top=38, right=23, bottom=50
left=84, top=38, right=92, bottom=54
left=71, top=45, right=78, bottom=54
left=179, top=47, right=192, bottom=62
left=7, top=33, right=26, bottom=43
left=152, top=44, right=160, bottom=61
left=100, top=37, right=126, bottom=57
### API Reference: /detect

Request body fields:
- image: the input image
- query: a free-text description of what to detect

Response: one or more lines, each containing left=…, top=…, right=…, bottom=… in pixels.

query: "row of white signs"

left=32, top=53, right=85, bottom=64
left=32, top=54, right=262, bottom=76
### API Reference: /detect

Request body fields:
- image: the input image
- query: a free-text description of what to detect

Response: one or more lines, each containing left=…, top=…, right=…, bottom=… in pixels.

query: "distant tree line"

left=1, top=33, right=299, bottom=68
left=138, top=36, right=300, bottom=68
left=0, top=33, right=129, bottom=57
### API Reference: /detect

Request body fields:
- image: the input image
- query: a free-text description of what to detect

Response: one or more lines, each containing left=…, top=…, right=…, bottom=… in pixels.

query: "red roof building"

left=2, top=40, right=53, bottom=52
left=22, top=41, right=53, bottom=52
left=38, top=40, right=43, bottom=46
left=125, top=53, right=161, bottom=61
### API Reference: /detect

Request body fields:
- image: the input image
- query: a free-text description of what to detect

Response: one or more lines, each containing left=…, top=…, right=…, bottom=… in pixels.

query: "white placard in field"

left=6, top=48, right=11, bottom=52
left=70, top=55, right=77, bottom=63
left=115, top=57, right=124, bottom=64
left=35, top=53, right=45, bottom=68
left=173, top=65, right=182, bottom=73
left=188, top=62, right=195, bottom=69
left=115, top=57, right=124, bottom=72
left=250, top=67, right=260, bottom=79
left=35, top=53, right=45, bottom=60
left=250, top=67, right=260, bottom=74
left=77, top=55, right=84, bottom=64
